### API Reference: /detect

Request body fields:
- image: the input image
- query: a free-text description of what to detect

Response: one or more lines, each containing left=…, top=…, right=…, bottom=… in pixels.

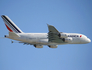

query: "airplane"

left=1, top=15, right=91, bottom=48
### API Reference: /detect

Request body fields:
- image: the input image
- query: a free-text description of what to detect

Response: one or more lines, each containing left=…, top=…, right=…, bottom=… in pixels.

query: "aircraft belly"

left=8, top=36, right=68, bottom=45
left=24, top=38, right=49, bottom=45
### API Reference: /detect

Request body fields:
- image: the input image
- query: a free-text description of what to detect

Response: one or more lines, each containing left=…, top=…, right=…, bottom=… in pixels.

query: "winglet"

left=47, top=24, right=59, bottom=33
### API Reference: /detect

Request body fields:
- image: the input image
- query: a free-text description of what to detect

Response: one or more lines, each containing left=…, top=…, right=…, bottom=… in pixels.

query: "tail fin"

left=1, top=15, right=23, bottom=33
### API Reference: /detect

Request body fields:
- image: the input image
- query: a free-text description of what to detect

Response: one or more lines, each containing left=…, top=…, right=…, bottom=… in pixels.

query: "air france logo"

left=80, top=35, right=82, bottom=37
left=68, top=35, right=79, bottom=37
left=68, top=35, right=82, bottom=37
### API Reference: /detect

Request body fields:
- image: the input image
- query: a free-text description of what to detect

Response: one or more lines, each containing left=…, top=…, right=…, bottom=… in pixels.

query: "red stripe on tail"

left=5, top=24, right=13, bottom=32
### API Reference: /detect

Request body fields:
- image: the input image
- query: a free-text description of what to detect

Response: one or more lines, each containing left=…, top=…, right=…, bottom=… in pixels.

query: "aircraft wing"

left=47, top=24, right=64, bottom=43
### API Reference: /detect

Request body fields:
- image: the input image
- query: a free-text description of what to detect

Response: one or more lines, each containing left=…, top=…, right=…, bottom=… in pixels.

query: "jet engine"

left=34, top=45, right=43, bottom=48
left=64, top=37, right=72, bottom=43
left=48, top=45, right=58, bottom=48
left=59, top=33, right=68, bottom=38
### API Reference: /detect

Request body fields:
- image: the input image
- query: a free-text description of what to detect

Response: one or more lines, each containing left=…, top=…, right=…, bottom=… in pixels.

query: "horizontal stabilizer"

left=9, top=32, right=20, bottom=37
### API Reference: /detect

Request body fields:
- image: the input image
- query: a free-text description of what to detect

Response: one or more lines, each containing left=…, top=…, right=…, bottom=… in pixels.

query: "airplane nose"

left=87, top=38, right=91, bottom=43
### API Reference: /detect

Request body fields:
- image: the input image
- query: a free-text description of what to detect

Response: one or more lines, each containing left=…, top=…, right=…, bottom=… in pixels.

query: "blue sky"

left=0, top=0, right=92, bottom=70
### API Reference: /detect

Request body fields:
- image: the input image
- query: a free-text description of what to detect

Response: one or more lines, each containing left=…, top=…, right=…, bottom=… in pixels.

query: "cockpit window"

left=83, top=35, right=87, bottom=38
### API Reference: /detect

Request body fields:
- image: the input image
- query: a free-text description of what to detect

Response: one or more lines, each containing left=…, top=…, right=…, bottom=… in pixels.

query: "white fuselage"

left=6, top=33, right=91, bottom=45
left=1, top=15, right=91, bottom=48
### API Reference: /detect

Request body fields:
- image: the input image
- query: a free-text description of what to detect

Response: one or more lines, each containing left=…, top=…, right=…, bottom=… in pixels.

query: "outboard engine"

left=34, top=45, right=43, bottom=48
left=58, top=33, right=68, bottom=38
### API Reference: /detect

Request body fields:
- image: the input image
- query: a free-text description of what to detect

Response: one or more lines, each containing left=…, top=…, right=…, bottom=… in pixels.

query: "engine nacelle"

left=59, top=33, right=68, bottom=38
left=65, top=37, right=72, bottom=43
left=34, top=45, right=43, bottom=48
left=48, top=45, right=58, bottom=48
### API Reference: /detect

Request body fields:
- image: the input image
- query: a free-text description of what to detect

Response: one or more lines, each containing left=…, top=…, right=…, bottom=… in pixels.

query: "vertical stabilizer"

left=1, top=15, right=23, bottom=33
